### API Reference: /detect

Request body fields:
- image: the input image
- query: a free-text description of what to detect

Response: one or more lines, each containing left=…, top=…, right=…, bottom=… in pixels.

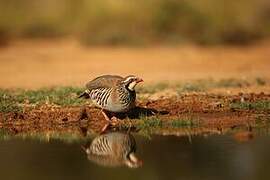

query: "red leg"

left=101, top=110, right=111, bottom=122
left=100, top=110, right=120, bottom=133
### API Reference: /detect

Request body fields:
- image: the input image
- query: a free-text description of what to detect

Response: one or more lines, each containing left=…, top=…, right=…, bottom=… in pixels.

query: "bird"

left=79, top=75, right=143, bottom=130
left=83, top=131, right=142, bottom=168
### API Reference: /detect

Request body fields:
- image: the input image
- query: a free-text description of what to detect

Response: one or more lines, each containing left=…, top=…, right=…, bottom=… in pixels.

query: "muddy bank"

left=0, top=93, right=269, bottom=137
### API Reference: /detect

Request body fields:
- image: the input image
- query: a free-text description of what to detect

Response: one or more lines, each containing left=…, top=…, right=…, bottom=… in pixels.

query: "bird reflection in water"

left=83, top=131, right=142, bottom=168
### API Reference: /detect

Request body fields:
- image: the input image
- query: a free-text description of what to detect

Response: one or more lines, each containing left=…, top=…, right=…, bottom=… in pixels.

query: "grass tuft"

left=18, top=132, right=88, bottom=143
left=0, top=129, right=11, bottom=140
left=255, top=77, right=267, bottom=86
left=177, top=83, right=206, bottom=93
left=213, top=78, right=250, bottom=88
left=135, top=115, right=198, bottom=131
left=0, top=89, right=22, bottom=113
left=136, top=116, right=163, bottom=129
left=170, top=118, right=198, bottom=128
left=230, top=101, right=270, bottom=111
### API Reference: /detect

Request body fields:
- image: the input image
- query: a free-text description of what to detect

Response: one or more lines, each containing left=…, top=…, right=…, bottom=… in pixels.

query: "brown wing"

left=86, top=75, right=124, bottom=90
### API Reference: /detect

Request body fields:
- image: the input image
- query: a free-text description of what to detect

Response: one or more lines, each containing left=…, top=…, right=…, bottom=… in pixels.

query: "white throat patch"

left=127, top=81, right=137, bottom=91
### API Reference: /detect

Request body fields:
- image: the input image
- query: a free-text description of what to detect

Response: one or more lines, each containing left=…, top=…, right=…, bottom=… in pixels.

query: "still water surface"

left=0, top=132, right=269, bottom=180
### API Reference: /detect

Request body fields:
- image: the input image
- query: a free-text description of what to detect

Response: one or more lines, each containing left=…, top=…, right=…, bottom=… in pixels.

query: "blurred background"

left=0, top=0, right=269, bottom=88
left=1, top=0, right=270, bottom=45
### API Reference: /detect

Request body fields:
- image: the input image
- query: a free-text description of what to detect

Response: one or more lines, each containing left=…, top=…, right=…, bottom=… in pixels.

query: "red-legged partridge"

left=84, top=132, right=142, bottom=168
left=79, top=75, right=143, bottom=129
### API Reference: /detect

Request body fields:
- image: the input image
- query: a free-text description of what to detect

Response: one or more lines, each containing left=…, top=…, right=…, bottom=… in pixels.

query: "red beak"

left=136, top=78, right=144, bottom=83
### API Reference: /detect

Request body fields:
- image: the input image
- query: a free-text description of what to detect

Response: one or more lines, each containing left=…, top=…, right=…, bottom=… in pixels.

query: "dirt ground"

left=0, top=39, right=269, bottom=89
left=1, top=93, right=269, bottom=137
left=0, top=39, right=269, bottom=137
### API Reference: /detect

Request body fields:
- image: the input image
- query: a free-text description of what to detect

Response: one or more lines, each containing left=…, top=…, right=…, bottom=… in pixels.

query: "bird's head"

left=122, top=75, right=143, bottom=91
left=124, top=152, right=143, bottom=168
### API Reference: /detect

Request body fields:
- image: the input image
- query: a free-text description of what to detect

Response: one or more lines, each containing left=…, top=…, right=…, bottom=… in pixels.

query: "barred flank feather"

left=89, top=88, right=112, bottom=107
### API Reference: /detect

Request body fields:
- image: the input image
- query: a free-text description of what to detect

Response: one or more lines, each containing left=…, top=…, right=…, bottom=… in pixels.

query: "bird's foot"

left=100, top=117, right=121, bottom=133
left=111, top=116, right=121, bottom=126
left=100, top=110, right=122, bottom=133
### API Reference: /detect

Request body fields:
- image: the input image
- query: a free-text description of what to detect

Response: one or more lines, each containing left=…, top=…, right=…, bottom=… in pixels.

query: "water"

left=0, top=132, right=270, bottom=180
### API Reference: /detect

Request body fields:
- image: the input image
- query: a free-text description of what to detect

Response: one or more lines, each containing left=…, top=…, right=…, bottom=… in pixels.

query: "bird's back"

left=86, top=75, right=123, bottom=90
left=80, top=75, right=136, bottom=112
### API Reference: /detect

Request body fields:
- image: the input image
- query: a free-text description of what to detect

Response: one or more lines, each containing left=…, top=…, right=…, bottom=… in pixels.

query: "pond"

left=0, top=131, right=270, bottom=180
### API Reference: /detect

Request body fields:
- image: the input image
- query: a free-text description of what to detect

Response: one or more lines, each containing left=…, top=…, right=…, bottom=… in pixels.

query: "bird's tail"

left=78, top=89, right=90, bottom=99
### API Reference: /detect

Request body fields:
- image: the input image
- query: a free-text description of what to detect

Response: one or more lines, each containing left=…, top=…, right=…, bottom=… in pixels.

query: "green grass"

left=255, top=77, right=267, bottom=86
left=15, top=87, right=85, bottom=106
left=186, top=78, right=251, bottom=89
left=0, top=78, right=268, bottom=113
left=0, top=89, right=22, bottom=113
left=132, top=116, right=199, bottom=137
left=0, top=129, right=11, bottom=140
left=230, top=101, right=270, bottom=111
left=136, top=117, right=163, bottom=129
left=170, top=118, right=198, bottom=128
left=212, top=78, right=250, bottom=88
left=17, top=132, right=91, bottom=144
left=137, top=81, right=205, bottom=94
left=139, top=78, right=267, bottom=94
left=177, top=82, right=206, bottom=93
left=135, top=116, right=198, bottom=130
left=0, top=130, right=96, bottom=143
left=0, top=87, right=87, bottom=112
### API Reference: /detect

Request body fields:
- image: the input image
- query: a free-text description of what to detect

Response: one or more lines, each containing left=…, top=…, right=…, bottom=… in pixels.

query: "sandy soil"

left=0, top=39, right=269, bottom=89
